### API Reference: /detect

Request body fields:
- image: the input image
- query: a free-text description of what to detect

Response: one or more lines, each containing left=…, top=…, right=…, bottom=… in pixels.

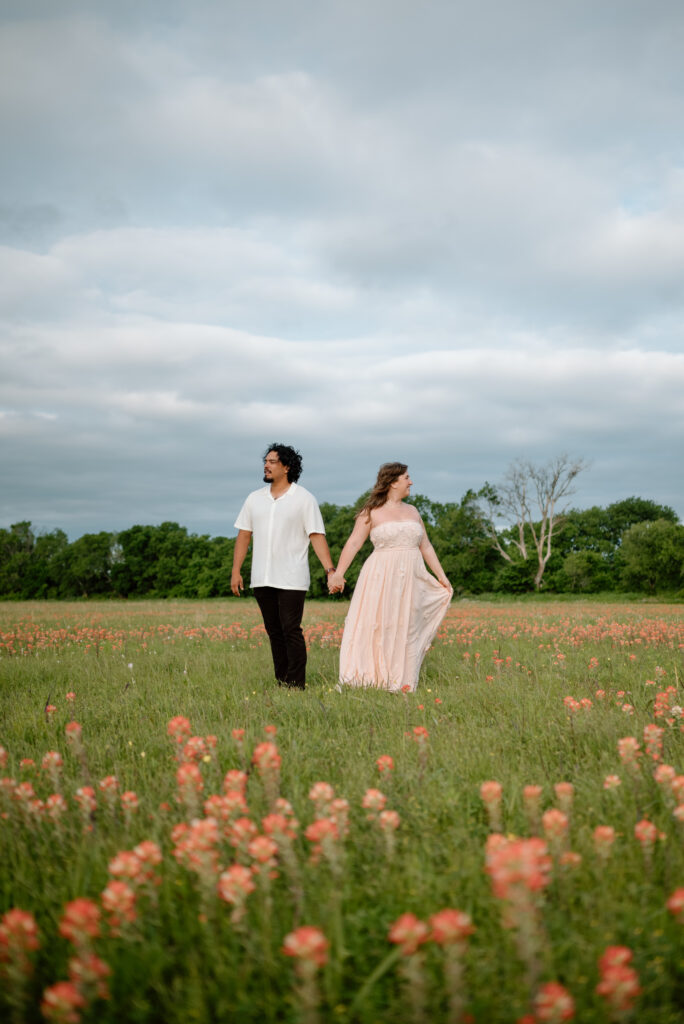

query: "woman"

left=328, top=463, right=452, bottom=692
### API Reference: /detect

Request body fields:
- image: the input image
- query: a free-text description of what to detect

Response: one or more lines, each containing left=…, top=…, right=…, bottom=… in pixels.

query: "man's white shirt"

left=234, top=483, right=325, bottom=590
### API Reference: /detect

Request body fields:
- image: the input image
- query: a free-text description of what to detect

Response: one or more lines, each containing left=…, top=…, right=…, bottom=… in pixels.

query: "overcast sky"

left=2, top=0, right=683, bottom=540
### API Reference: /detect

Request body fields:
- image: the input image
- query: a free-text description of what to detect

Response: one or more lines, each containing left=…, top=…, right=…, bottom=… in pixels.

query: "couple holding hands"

left=231, top=444, right=452, bottom=693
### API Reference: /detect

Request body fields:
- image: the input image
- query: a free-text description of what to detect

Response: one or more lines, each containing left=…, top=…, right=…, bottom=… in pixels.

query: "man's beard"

left=263, top=474, right=270, bottom=483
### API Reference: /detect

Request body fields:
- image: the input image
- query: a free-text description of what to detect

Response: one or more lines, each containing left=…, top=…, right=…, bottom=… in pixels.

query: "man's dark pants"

left=253, top=587, right=307, bottom=688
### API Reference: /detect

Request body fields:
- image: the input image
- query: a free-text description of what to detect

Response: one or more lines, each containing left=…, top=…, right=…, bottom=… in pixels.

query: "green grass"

left=1, top=598, right=683, bottom=1023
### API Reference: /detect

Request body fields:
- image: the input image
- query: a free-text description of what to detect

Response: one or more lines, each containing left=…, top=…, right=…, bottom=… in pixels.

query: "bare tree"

left=482, top=454, right=588, bottom=589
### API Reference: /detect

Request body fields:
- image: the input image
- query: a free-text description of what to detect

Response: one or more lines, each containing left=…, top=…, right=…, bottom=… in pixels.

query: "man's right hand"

left=231, top=573, right=244, bottom=596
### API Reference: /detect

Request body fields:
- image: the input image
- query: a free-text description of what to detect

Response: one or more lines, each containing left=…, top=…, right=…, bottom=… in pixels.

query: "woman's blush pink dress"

left=339, top=520, right=452, bottom=692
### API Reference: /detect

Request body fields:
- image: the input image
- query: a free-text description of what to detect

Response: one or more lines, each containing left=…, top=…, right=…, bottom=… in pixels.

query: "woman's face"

left=391, top=471, right=412, bottom=499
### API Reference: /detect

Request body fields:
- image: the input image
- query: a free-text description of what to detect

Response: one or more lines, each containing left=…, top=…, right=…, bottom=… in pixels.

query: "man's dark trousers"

left=253, top=587, right=307, bottom=688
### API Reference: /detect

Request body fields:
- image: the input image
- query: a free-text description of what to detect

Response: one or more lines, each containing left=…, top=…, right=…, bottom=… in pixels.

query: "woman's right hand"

left=328, top=571, right=345, bottom=594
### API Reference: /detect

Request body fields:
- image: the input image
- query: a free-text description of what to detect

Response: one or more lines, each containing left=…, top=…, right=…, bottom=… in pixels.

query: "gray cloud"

left=2, top=1, right=684, bottom=537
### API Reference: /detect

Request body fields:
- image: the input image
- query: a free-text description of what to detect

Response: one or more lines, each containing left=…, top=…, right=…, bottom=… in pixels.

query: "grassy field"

left=1, top=598, right=683, bottom=1023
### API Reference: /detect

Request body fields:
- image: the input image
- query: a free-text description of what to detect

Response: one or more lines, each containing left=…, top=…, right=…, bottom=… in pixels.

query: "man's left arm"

left=309, top=532, right=335, bottom=576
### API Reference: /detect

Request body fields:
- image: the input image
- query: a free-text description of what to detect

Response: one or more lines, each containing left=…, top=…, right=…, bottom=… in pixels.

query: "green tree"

left=620, top=519, right=684, bottom=593
left=59, top=532, right=115, bottom=597
left=0, top=522, right=36, bottom=597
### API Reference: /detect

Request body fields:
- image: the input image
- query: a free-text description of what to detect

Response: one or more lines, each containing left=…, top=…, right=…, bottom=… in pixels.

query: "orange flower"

left=0, top=908, right=40, bottom=972
left=376, top=755, right=394, bottom=774
left=666, top=887, right=684, bottom=923
left=41, top=980, right=86, bottom=1023
left=534, top=981, right=575, bottom=1022
left=429, top=908, right=474, bottom=947
left=388, top=912, right=430, bottom=955
left=166, top=716, right=192, bottom=743
left=282, top=925, right=329, bottom=967
left=58, top=899, right=101, bottom=946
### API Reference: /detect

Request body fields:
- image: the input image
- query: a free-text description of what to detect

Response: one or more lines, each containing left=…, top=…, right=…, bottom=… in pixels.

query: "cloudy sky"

left=2, top=0, right=684, bottom=540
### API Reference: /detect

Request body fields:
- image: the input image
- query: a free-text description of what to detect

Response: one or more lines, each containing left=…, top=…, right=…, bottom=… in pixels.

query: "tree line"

left=1, top=494, right=682, bottom=601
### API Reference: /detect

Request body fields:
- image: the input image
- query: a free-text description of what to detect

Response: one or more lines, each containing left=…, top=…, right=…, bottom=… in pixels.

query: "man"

left=231, top=443, right=336, bottom=690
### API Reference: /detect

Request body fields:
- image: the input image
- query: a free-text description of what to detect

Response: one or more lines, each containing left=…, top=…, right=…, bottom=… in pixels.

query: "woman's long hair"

left=357, top=462, right=408, bottom=521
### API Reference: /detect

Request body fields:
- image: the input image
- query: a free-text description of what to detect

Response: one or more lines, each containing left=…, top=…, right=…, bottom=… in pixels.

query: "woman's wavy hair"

left=357, top=462, right=408, bottom=521
left=263, top=443, right=303, bottom=483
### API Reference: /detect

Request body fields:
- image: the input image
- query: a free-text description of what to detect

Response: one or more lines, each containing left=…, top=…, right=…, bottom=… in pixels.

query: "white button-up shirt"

left=234, top=483, right=326, bottom=591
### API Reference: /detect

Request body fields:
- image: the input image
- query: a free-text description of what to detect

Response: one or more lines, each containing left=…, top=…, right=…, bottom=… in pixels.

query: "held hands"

left=327, top=570, right=345, bottom=595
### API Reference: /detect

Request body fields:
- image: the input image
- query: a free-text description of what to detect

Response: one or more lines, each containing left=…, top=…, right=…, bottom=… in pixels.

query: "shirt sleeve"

left=234, top=495, right=253, bottom=532
left=304, top=494, right=326, bottom=535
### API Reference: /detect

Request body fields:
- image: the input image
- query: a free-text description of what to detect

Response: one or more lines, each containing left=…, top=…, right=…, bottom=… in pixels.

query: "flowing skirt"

left=339, top=547, right=451, bottom=691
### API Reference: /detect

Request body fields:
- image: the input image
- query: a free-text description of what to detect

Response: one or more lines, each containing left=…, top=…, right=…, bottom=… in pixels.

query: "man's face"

left=263, top=451, right=289, bottom=485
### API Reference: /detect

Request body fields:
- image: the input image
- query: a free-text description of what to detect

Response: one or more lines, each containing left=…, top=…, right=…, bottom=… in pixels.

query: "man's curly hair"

left=263, top=443, right=303, bottom=483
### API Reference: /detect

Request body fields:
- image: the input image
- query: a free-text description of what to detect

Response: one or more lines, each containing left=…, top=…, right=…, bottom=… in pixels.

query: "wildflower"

left=101, top=880, right=137, bottom=936
left=173, top=817, right=221, bottom=884
left=45, top=704, right=57, bottom=718
left=305, top=817, right=340, bottom=868
left=120, top=791, right=139, bottom=815
left=666, top=887, right=684, bottom=924
left=378, top=808, right=400, bottom=832
left=643, top=724, right=664, bottom=762
left=98, top=776, right=118, bottom=808
left=45, top=793, right=68, bottom=820
left=248, top=834, right=279, bottom=874
left=58, top=899, right=101, bottom=947
left=167, top=716, right=192, bottom=744
left=559, top=851, right=582, bottom=869
left=283, top=924, right=329, bottom=967
left=0, top=907, right=40, bottom=973
left=67, top=952, right=111, bottom=1001
left=182, top=736, right=208, bottom=763
left=654, top=763, right=676, bottom=787
left=108, top=850, right=143, bottom=884
left=617, top=737, right=641, bottom=772
left=554, top=782, right=574, bottom=814
left=66, top=692, right=76, bottom=702
left=329, top=797, right=350, bottom=837
left=634, top=818, right=660, bottom=861
left=41, top=980, right=86, bottom=1023
left=74, top=787, right=96, bottom=817
left=132, top=840, right=163, bottom=883
left=228, top=816, right=259, bottom=858
left=176, top=763, right=203, bottom=816
left=223, top=769, right=248, bottom=795
left=563, top=696, right=580, bottom=713
left=65, top=722, right=84, bottom=757
left=596, top=946, right=641, bottom=1016
left=252, top=741, right=281, bottom=806
left=672, top=775, right=684, bottom=803
left=595, top=689, right=606, bottom=699
left=264, top=724, right=277, bottom=736
left=480, top=780, right=503, bottom=832
left=430, top=908, right=474, bottom=947
left=542, top=809, right=569, bottom=851
left=0, top=746, right=7, bottom=769
left=593, top=826, right=616, bottom=861
left=376, top=754, right=394, bottom=774
left=252, top=741, right=281, bottom=773
left=282, top=925, right=329, bottom=1024
left=603, top=774, right=621, bottom=791
left=217, top=864, right=256, bottom=923
left=534, top=981, right=575, bottom=1022
left=388, top=913, right=430, bottom=955
left=308, top=781, right=335, bottom=817
left=20, top=758, right=35, bottom=771
left=362, top=788, right=387, bottom=821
